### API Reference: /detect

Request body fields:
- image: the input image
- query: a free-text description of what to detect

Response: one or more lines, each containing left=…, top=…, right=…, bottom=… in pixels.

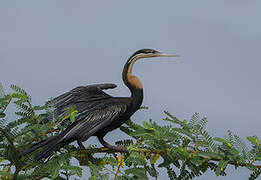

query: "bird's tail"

left=20, top=134, right=68, bottom=161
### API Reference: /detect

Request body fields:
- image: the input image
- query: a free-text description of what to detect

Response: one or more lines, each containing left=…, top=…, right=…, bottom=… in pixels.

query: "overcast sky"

left=1, top=1, right=261, bottom=179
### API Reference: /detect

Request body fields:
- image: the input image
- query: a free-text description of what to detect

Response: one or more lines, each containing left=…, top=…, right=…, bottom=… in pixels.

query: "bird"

left=22, top=49, right=177, bottom=160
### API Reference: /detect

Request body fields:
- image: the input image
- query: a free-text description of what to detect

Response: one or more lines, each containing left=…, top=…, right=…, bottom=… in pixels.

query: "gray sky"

left=1, top=1, right=261, bottom=179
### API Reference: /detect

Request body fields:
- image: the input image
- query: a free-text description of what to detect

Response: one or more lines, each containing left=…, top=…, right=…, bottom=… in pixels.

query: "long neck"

left=122, top=55, right=143, bottom=109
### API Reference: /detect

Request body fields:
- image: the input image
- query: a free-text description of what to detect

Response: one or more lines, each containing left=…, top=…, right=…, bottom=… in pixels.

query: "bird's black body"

left=22, top=49, right=176, bottom=160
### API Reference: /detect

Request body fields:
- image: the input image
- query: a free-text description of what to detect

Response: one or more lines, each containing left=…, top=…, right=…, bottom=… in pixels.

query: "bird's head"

left=125, top=48, right=178, bottom=76
left=123, top=48, right=178, bottom=90
left=128, top=49, right=178, bottom=63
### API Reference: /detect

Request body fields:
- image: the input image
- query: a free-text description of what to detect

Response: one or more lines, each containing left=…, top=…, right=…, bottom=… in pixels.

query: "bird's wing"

left=51, top=83, right=130, bottom=142
left=59, top=101, right=128, bottom=142
left=53, top=83, right=117, bottom=116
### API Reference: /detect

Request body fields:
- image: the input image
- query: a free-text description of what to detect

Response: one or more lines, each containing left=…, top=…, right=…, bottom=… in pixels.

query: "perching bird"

left=22, top=49, right=177, bottom=160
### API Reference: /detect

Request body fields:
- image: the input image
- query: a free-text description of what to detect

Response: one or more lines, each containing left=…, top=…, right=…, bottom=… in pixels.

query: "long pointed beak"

left=157, top=53, right=179, bottom=57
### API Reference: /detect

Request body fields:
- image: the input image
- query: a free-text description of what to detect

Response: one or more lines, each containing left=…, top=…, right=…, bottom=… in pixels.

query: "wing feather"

left=53, top=83, right=117, bottom=115
left=51, top=83, right=129, bottom=142
left=60, top=103, right=127, bottom=142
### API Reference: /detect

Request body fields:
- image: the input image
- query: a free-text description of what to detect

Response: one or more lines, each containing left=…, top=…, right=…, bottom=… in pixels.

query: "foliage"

left=0, top=84, right=260, bottom=180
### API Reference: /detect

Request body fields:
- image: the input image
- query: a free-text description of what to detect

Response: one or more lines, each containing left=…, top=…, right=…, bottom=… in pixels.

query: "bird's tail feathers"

left=20, top=134, right=68, bottom=160
left=34, top=139, right=67, bottom=161
left=20, top=135, right=58, bottom=157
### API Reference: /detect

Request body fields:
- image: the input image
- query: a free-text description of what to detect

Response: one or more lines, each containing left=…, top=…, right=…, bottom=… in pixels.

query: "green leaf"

left=34, top=105, right=47, bottom=110
left=213, top=137, right=228, bottom=144
left=0, top=112, right=6, bottom=118
left=163, top=111, right=186, bottom=127
left=249, top=169, right=261, bottom=180
left=115, top=139, right=134, bottom=146
left=142, top=121, right=151, bottom=129
left=125, top=167, right=148, bottom=180
left=255, top=154, right=261, bottom=161
left=216, top=160, right=228, bottom=176
left=130, top=128, right=154, bottom=137
left=166, top=166, right=177, bottom=179
left=214, top=137, right=232, bottom=148
left=70, top=110, right=78, bottom=123
left=247, top=136, right=259, bottom=146
left=88, top=176, right=97, bottom=180
left=0, top=157, right=6, bottom=163
left=139, top=106, right=149, bottom=110
left=51, top=165, right=60, bottom=178
left=172, top=127, right=194, bottom=139
left=62, top=165, right=82, bottom=177
left=150, top=153, right=160, bottom=165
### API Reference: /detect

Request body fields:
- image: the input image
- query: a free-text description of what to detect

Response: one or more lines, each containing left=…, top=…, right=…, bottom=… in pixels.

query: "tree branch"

left=72, top=147, right=261, bottom=169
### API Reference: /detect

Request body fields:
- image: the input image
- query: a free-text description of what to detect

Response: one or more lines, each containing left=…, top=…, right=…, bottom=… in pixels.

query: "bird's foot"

left=98, top=136, right=128, bottom=152
left=77, top=140, right=86, bottom=149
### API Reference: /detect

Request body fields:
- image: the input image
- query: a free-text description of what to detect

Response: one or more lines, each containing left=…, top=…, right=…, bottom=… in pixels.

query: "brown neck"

left=122, top=54, right=143, bottom=91
left=122, top=54, right=144, bottom=108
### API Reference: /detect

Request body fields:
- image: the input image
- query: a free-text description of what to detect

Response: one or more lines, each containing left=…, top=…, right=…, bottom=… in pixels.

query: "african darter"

left=22, top=49, right=177, bottom=160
